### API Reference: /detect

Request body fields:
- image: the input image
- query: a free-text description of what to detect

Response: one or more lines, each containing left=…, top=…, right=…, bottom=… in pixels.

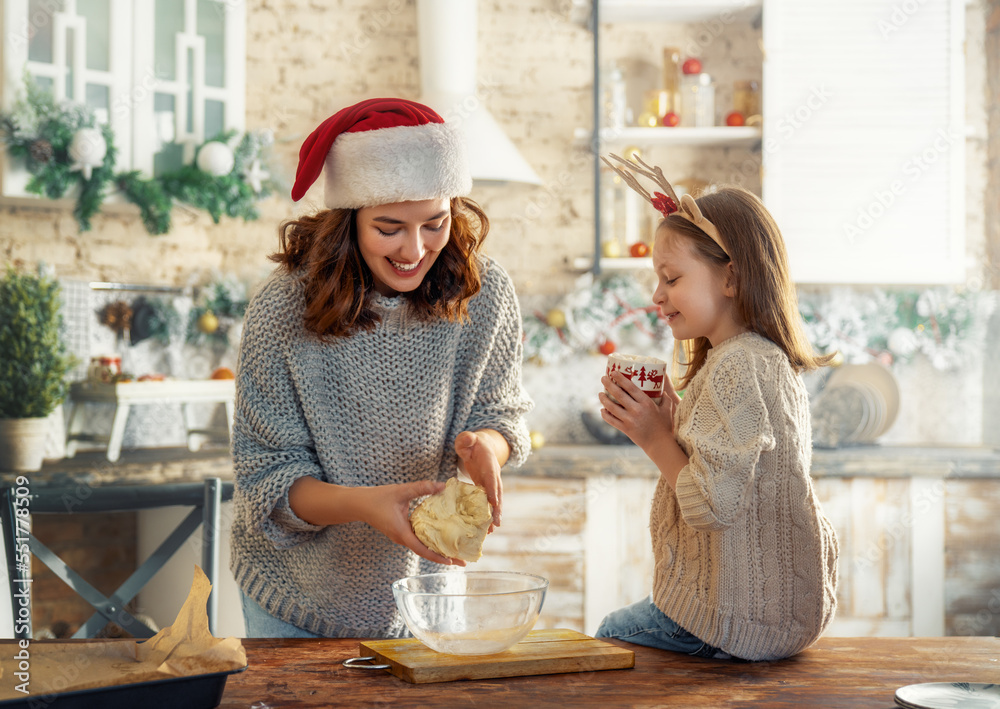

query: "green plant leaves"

left=0, top=265, right=74, bottom=418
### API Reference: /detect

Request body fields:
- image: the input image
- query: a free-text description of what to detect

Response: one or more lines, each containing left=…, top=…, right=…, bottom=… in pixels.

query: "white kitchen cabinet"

left=584, top=0, right=965, bottom=284
left=1, top=0, right=246, bottom=199
left=761, top=0, right=966, bottom=284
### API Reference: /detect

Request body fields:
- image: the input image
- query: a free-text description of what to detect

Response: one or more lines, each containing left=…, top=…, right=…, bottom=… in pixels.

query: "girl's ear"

left=722, top=262, right=738, bottom=298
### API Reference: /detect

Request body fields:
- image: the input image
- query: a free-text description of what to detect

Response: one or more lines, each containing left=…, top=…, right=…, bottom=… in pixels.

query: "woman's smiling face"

left=355, top=198, right=451, bottom=296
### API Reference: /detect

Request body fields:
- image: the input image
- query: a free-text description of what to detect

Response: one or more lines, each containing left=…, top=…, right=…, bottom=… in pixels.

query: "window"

left=1, top=0, right=246, bottom=195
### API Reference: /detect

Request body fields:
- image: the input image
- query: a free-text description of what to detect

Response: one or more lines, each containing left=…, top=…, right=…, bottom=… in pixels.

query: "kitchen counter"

left=8, top=444, right=1000, bottom=638
left=7, top=443, right=1000, bottom=485
left=214, top=635, right=1000, bottom=707
left=518, top=443, right=1000, bottom=479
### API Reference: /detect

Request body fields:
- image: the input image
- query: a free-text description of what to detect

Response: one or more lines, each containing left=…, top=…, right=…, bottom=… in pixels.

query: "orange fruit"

left=211, top=366, right=235, bottom=380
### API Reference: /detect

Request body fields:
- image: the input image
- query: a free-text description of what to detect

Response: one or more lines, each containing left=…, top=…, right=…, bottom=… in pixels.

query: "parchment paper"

left=0, top=566, right=247, bottom=700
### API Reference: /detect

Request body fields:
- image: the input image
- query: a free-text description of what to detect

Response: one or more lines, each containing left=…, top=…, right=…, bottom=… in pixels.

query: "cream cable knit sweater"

left=229, top=258, right=532, bottom=638
left=650, top=332, right=839, bottom=661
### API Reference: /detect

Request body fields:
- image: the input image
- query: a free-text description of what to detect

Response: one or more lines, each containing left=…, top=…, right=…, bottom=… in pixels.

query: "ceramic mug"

left=605, top=353, right=667, bottom=402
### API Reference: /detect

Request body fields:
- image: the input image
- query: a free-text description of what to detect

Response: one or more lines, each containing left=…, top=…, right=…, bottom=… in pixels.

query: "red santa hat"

left=290, top=97, right=472, bottom=209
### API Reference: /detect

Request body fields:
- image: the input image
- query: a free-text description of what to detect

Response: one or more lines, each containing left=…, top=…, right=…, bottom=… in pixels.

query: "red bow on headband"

left=651, top=192, right=678, bottom=217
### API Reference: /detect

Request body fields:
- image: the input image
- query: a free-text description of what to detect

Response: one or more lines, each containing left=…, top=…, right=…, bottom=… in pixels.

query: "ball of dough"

left=410, top=478, right=492, bottom=562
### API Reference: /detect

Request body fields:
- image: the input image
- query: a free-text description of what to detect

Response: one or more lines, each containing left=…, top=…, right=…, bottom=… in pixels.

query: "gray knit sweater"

left=651, top=332, right=839, bottom=661
left=229, top=258, right=533, bottom=638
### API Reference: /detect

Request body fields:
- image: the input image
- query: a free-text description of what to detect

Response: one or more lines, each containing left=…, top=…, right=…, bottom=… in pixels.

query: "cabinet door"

left=1, top=0, right=246, bottom=197
left=762, top=0, right=965, bottom=284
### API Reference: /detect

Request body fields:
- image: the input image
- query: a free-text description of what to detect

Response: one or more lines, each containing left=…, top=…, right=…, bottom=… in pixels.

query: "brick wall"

left=30, top=513, right=137, bottom=637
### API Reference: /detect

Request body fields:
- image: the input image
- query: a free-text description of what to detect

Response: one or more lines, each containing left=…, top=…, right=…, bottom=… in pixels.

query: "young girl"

left=230, top=98, right=532, bottom=638
left=595, top=154, right=839, bottom=662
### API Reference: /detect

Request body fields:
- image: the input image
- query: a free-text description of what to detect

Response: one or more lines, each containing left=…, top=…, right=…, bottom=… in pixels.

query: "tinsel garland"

left=523, top=274, right=673, bottom=365
left=0, top=77, right=277, bottom=235
left=799, top=287, right=996, bottom=371
left=523, top=277, right=996, bottom=373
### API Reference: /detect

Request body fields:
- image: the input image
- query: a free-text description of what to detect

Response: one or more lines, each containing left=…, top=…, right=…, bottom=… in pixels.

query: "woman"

left=230, top=98, right=533, bottom=638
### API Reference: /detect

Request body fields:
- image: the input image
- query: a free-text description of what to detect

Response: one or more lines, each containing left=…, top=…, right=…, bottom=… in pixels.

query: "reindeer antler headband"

left=601, top=153, right=727, bottom=257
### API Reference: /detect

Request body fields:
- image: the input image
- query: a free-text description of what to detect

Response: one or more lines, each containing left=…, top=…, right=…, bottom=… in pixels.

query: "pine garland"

left=0, top=76, right=277, bottom=235
left=116, top=171, right=172, bottom=235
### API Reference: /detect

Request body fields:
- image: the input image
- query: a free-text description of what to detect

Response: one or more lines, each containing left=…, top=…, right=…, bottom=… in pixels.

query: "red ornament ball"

left=661, top=111, right=680, bottom=127
left=725, top=111, right=746, bottom=127
left=682, top=58, right=702, bottom=75
left=599, top=339, right=616, bottom=355
left=629, top=242, right=650, bottom=258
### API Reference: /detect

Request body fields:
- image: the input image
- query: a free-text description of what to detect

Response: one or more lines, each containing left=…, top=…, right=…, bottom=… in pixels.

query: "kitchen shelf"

left=600, top=126, right=762, bottom=148
left=599, top=0, right=762, bottom=24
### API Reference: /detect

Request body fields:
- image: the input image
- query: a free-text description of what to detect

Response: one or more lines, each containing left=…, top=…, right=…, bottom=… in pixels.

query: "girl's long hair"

left=270, top=197, right=488, bottom=338
left=664, top=186, right=835, bottom=388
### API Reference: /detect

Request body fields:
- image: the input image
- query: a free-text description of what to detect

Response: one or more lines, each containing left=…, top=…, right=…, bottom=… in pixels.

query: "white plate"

left=895, top=682, right=1000, bottom=709
left=825, top=363, right=900, bottom=440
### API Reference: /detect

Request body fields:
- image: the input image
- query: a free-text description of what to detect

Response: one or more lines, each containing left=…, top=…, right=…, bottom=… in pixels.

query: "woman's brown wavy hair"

left=269, top=197, right=488, bottom=338
left=661, top=186, right=836, bottom=389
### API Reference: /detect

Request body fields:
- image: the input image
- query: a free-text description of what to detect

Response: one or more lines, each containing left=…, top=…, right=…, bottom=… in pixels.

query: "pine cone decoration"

left=99, top=300, right=134, bottom=336
left=29, top=139, right=53, bottom=164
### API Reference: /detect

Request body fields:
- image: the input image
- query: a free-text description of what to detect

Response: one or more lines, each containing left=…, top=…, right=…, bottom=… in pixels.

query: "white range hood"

left=416, top=0, right=542, bottom=185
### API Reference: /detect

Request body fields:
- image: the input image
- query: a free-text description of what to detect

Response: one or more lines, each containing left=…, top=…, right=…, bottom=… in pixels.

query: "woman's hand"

left=454, top=430, right=505, bottom=531
left=289, top=477, right=464, bottom=566
left=599, top=370, right=681, bottom=451
left=357, top=480, right=467, bottom=566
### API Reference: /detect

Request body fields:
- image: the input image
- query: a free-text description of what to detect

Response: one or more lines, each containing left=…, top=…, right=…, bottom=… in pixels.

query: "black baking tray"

left=0, top=664, right=247, bottom=709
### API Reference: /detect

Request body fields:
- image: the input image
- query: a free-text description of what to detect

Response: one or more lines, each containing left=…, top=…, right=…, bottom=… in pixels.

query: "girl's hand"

left=358, top=480, right=466, bottom=566
left=454, top=430, right=503, bottom=531
left=599, top=370, right=681, bottom=451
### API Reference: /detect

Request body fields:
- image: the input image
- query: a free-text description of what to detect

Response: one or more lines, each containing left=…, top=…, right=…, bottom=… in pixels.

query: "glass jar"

left=640, top=90, right=673, bottom=127
left=661, top=47, right=681, bottom=117
left=601, top=63, right=627, bottom=130
left=733, top=80, right=761, bottom=121
left=680, top=73, right=715, bottom=127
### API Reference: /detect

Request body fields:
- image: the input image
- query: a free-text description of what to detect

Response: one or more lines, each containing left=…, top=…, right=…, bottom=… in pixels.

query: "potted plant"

left=0, top=264, right=74, bottom=471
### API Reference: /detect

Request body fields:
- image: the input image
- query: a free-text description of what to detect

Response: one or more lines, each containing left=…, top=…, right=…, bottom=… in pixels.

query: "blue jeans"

left=240, top=589, right=322, bottom=638
left=595, top=595, right=731, bottom=659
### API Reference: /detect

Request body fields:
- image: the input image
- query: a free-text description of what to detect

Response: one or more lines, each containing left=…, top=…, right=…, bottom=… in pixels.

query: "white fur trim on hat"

left=324, top=121, right=472, bottom=209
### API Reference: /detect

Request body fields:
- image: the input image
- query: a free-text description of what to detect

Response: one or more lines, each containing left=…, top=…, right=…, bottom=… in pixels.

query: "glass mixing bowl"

left=392, top=571, right=549, bottom=655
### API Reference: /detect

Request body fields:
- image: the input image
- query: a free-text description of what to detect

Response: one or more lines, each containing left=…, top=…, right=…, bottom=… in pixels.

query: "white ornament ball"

left=887, top=327, right=919, bottom=357
left=196, top=142, right=235, bottom=177
left=68, top=128, right=108, bottom=180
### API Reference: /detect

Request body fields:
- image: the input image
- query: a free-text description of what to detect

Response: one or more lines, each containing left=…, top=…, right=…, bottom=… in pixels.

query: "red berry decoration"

left=682, top=58, right=702, bottom=75
left=725, top=111, right=745, bottom=127
left=629, top=242, right=650, bottom=258
left=662, top=111, right=680, bottom=127
left=599, top=339, right=616, bottom=355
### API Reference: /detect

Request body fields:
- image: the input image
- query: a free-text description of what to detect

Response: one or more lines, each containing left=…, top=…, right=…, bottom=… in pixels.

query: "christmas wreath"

left=0, top=76, right=277, bottom=235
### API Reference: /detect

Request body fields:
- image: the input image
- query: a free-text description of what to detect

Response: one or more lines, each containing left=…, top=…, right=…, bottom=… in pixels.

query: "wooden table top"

left=221, top=636, right=1000, bottom=708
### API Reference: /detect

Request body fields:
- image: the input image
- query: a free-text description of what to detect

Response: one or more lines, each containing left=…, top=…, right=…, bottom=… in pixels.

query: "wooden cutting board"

left=357, top=628, right=634, bottom=684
